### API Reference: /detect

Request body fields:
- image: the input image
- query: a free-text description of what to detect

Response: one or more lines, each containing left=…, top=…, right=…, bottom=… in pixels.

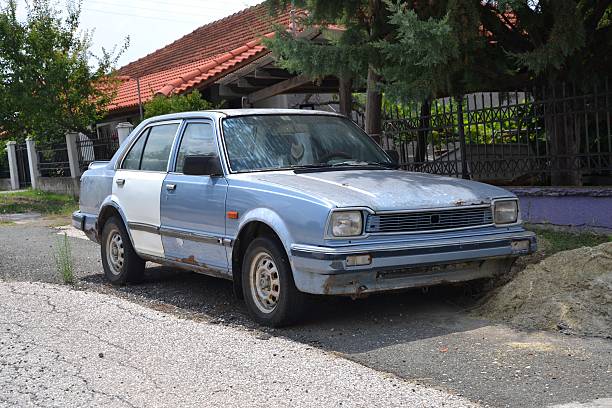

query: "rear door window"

left=139, top=123, right=179, bottom=172
left=121, top=129, right=149, bottom=170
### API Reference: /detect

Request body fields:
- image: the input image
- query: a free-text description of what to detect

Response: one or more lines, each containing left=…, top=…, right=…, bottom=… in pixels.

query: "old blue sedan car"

left=73, top=109, right=536, bottom=326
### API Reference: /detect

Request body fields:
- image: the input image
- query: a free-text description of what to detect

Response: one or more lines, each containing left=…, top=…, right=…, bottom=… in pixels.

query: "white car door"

left=113, top=121, right=181, bottom=258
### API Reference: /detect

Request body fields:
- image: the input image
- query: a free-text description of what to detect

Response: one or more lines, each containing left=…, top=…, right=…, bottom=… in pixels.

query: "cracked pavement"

left=0, top=281, right=476, bottom=408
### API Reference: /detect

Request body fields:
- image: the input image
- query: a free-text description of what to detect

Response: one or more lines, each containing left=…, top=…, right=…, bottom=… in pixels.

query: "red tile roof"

left=108, top=3, right=291, bottom=112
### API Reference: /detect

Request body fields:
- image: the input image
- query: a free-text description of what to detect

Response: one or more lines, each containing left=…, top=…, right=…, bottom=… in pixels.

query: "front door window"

left=175, top=123, right=217, bottom=172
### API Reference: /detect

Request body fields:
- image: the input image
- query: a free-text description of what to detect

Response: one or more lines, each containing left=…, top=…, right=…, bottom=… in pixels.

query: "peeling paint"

left=255, top=170, right=513, bottom=211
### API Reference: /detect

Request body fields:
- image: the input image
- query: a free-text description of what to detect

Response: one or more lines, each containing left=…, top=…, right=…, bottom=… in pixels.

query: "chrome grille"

left=366, top=206, right=493, bottom=233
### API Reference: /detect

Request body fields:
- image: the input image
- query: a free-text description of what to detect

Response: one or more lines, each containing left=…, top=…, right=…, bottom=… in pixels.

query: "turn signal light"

left=346, top=254, right=372, bottom=266
left=227, top=211, right=239, bottom=219
left=511, top=240, right=530, bottom=252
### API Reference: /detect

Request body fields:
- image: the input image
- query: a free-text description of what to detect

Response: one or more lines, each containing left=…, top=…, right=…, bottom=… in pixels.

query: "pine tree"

left=264, top=0, right=394, bottom=139
left=372, top=0, right=611, bottom=98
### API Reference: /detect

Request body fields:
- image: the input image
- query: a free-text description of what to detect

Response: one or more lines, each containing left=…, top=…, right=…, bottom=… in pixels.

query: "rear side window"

left=122, top=129, right=149, bottom=170
left=140, top=124, right=179, bottom=172
left=175, top=123, right=216, bottom=173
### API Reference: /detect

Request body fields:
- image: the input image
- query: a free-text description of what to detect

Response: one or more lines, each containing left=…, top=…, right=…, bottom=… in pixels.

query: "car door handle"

left=116, top=179, right=125, bottom=186
left=166, top=184, right=176, bottom=191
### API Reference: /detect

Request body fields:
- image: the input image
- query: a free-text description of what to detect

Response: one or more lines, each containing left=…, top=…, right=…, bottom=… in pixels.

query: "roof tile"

left=108, top=3, right=289, bottom=112
left=117, top=3, right=290, bottom=79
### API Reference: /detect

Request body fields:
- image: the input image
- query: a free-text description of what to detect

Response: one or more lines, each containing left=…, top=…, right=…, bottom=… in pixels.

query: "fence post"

left=65, top=131, right=81, bottom=178
left=116, top=122, right=134, bottom=145
left=25, top=137, right=40, bottom=189
left=5, top=141, right=19, bottom=190
left=456, top=95, right=469, bottom=179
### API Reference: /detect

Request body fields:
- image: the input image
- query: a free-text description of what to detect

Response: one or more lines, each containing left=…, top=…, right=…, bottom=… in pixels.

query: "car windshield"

left=221, top=114, right=393, bottom=173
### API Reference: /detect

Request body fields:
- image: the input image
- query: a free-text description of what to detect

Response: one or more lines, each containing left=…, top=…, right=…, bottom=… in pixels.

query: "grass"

left=528, top=225, right=612, bottom=256
left=55, top=232, right=75, bottom=285
left=0, top=189, right=77, bottom=216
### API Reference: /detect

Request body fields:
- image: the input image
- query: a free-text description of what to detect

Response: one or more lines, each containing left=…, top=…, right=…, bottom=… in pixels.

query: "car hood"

left=252, top=169, right=514, bottom=211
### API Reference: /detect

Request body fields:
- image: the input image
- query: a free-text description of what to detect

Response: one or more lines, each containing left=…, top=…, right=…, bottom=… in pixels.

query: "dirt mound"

left=476, top=242, right=612, bottom=338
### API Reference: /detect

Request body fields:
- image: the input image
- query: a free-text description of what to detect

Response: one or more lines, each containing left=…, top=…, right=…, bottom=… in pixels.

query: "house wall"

left=511, top=187, right=612, bottom=232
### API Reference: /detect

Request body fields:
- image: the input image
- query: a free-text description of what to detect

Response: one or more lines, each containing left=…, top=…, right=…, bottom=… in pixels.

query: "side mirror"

left=385, top=149, right=400, bottom=164
left=183, top=154, right=223, bottom=177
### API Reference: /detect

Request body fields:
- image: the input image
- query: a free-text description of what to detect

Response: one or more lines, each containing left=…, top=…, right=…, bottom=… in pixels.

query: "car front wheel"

left=242, top=236, right=306, bottom=327
left=100, top=216, right=145, bottom=285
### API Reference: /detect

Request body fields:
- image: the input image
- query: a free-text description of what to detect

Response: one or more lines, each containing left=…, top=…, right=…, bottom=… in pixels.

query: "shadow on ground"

left=81, top=265, right=488, bottom=350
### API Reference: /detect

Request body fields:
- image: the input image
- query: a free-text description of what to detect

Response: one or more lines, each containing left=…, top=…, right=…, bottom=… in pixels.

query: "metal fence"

left=0, top=152, right=9, bottom=179
left=381, top=79, right=612, bottom=185
left=37, top=143, right=70, bottom=177
left=75, top=134, right=120, bottom=172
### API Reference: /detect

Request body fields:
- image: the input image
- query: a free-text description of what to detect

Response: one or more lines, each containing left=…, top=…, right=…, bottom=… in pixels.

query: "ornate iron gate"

left=15, top=142, right=31, bottom=188
left=381, top=78, right=612, bottom=185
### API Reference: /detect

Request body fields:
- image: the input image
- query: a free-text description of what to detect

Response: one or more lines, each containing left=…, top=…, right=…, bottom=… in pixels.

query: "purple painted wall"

left=510, top=187, right=612, bottom=232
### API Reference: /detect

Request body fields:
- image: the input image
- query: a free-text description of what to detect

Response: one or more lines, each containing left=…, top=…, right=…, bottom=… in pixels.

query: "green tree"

left=380, top=0, right=611, bottom=99
left=143, top=90, right=215, bottom=119
left=381, top=0, right=612, bottom=184
left=0, top=0, right=125, bottom=143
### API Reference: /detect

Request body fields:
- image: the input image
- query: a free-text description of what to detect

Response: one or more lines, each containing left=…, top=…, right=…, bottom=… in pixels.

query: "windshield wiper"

left=330, top=160, right=396, bottom=168
left=290, top=163, right=334, bottom=169
left=291, top=161, right=398, bottom=173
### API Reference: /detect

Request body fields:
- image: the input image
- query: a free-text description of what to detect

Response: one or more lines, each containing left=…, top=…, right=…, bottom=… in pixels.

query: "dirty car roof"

left=143, top=109, right=344, bottom=124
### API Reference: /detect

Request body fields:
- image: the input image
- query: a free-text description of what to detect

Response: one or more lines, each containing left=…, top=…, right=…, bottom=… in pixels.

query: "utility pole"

left=136, top=77, right=143, bottom=121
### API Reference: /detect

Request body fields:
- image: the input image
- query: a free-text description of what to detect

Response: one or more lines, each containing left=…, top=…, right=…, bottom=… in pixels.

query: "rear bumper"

left=290, top=230, right=536, bottom=295
left=72, top=211, right=99, bottom=243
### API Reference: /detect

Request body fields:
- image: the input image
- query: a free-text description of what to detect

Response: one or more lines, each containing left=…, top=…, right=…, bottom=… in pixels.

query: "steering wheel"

left=318, top=151, right=352, bottom=163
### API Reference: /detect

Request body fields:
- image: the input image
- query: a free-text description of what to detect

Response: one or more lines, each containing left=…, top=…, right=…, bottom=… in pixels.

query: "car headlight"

left=494, top=200, right=518, bottom=224
left=330, top=211, right=363, bottom=237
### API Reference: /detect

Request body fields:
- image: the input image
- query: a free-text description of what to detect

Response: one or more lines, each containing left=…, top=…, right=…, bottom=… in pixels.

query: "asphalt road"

left=1, top=220, right=612, bottom=407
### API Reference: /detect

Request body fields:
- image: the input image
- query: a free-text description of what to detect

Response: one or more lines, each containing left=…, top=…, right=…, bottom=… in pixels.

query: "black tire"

left=241, top=236, right=306, bottom=327
left=100, top=216, right=145, bottom=285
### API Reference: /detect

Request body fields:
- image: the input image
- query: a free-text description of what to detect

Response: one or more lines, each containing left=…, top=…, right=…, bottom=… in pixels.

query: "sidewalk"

left=0, top=281, right=477, bottom=408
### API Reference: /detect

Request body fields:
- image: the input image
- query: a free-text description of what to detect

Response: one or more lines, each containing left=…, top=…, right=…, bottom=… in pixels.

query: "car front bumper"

left=289, top=229, right=536, bottom=295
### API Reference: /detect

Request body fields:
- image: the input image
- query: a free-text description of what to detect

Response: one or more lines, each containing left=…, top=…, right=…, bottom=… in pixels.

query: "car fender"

left=234, top=207, right=295, bottom=255
left=98, top=195, right=135, bottom=244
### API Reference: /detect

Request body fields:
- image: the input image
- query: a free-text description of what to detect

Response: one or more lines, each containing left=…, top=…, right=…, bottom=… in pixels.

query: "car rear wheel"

left=242, top=236, right=306, bottom=327
left=100, top=216, right=145, bottom=285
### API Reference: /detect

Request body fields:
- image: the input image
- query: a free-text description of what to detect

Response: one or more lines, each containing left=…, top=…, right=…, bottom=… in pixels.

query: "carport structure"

left=100, top=3, right=345, bottom=135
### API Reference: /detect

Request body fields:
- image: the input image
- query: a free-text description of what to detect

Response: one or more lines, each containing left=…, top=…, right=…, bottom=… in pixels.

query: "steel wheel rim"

left=249, top=252, right=280, bottom=314
left=106, top=229, right=125, bottom=276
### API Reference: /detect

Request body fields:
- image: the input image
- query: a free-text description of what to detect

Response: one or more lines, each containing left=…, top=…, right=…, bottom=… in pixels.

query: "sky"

left=15, top=0, right=264, bottom=68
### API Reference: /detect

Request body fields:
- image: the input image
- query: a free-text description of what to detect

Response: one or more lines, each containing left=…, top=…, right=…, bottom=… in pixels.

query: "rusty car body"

left=73, top=109, right=536, bottom=326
